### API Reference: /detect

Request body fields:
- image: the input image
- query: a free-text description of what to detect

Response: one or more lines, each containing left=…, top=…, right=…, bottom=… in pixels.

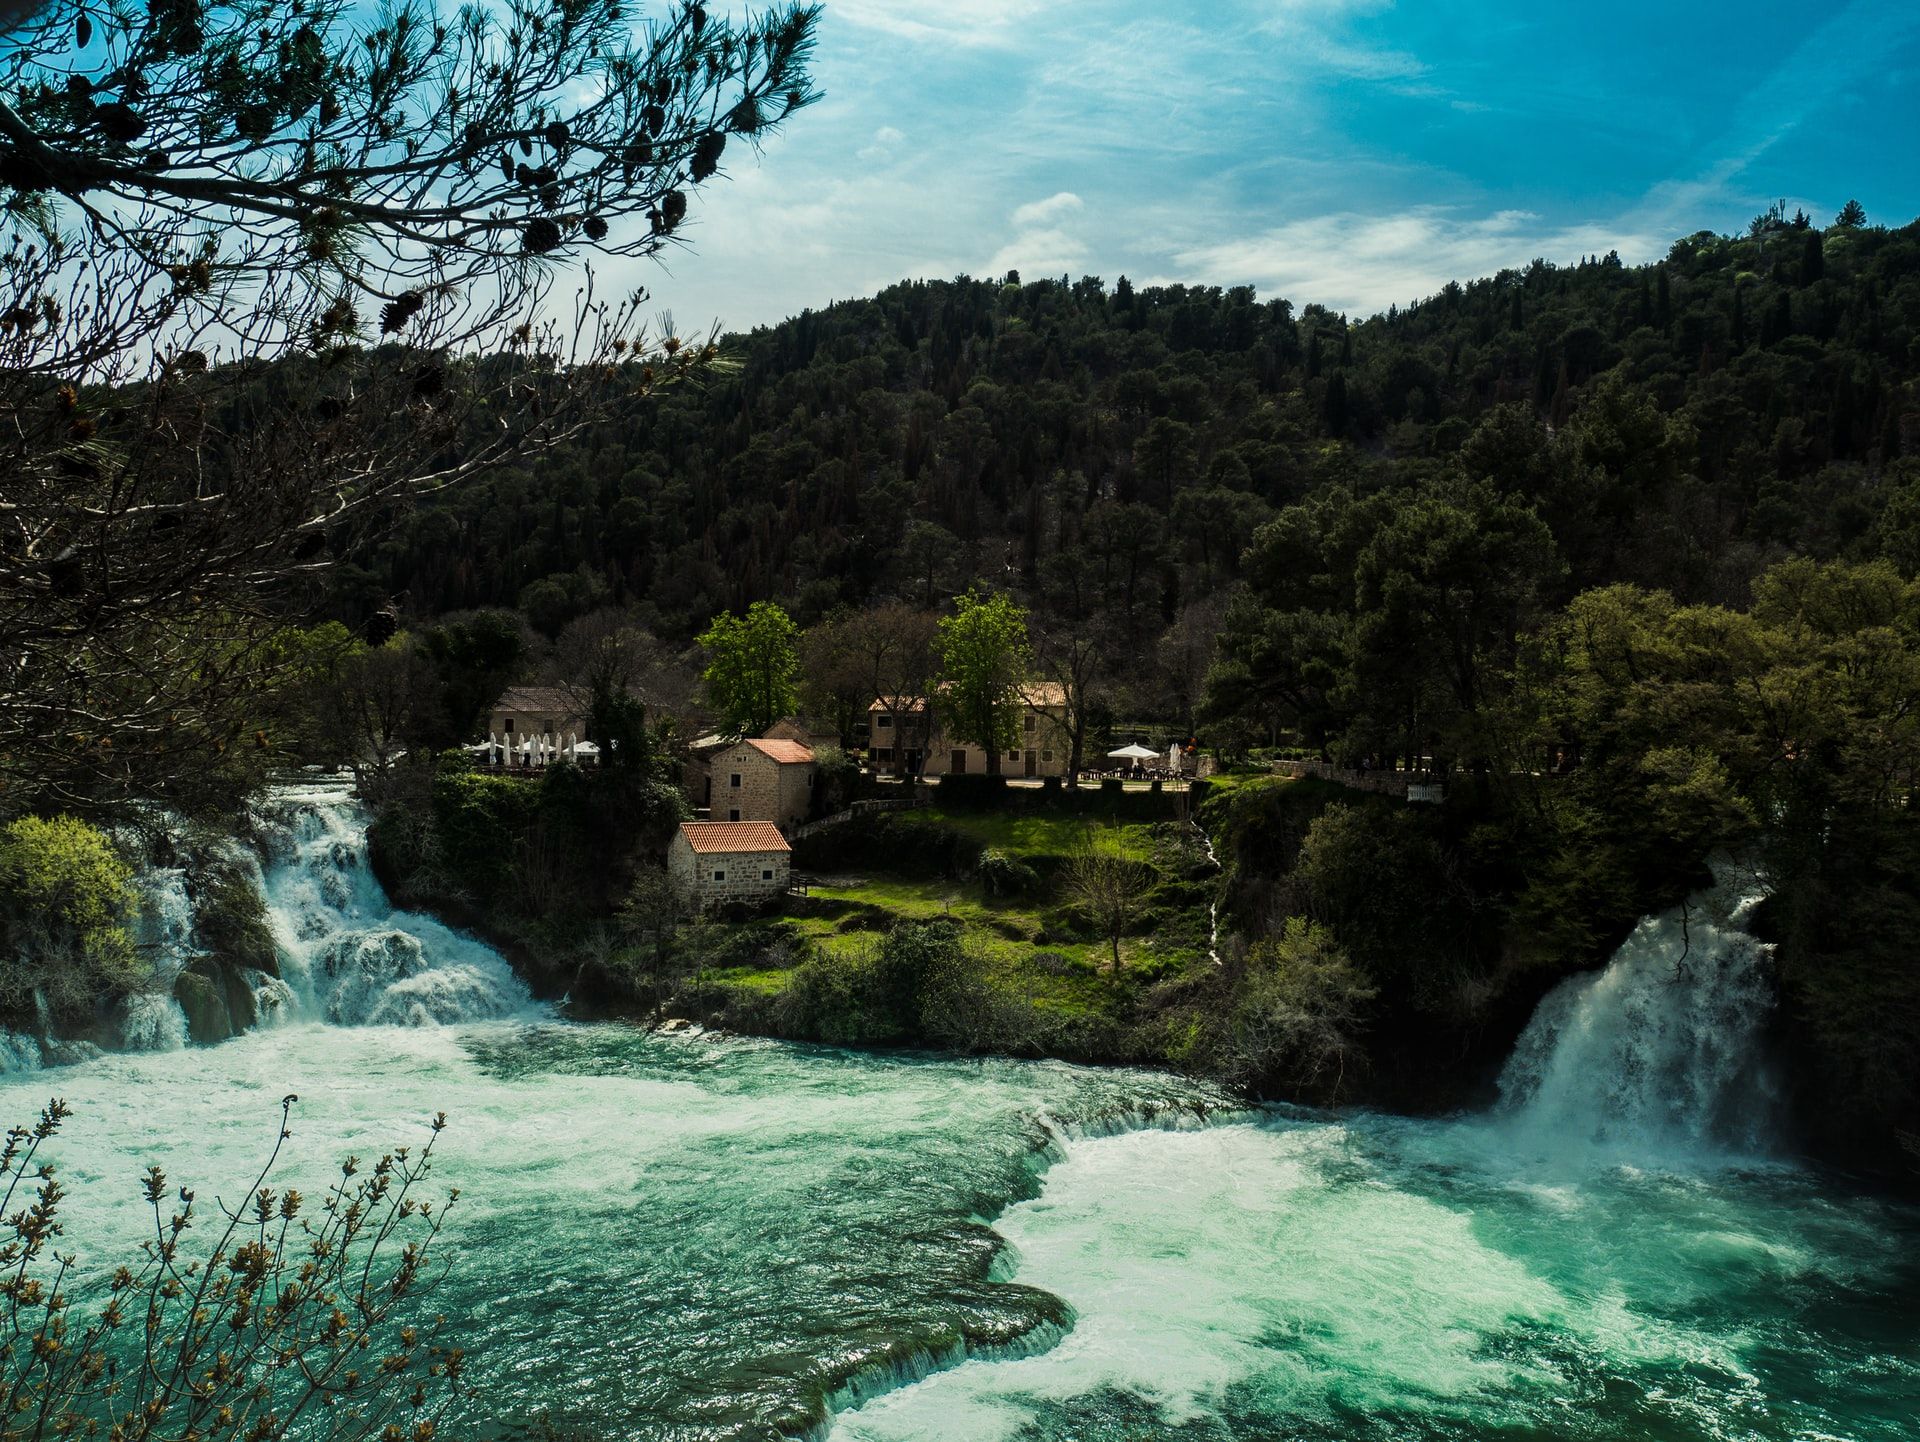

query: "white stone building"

left=708, top=738, right=817, bottom=827
left=868, top=682, right=1072, bottom=778
left=668, top=822, right=793, bottom=910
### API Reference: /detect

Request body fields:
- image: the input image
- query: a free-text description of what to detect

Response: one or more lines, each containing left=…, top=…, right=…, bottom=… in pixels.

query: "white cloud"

left=856, top=125, right=907, bottom=162
left=826, top=0, right=1052, bottom=48
left=1169, top=207, right=1668, bottom=314
left=987, top=226, right=1089, bottom=279
left=1010, top=191, right=1084, bottom=228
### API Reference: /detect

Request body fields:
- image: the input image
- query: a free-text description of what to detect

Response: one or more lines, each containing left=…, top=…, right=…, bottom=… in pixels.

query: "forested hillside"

left=357, top=204, right=1918, bottom=670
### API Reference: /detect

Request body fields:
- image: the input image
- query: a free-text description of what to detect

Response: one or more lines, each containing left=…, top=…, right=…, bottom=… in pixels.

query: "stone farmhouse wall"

left=668, top=836, right=791, bottom=908
left=872, top=704, right=1072, bottom=779
left=710, top=742, right=815, bottom=827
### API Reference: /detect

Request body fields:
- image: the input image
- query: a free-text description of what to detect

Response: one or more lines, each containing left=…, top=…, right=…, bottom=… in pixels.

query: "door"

left=1023, top=750, right=1037, bottom=778
left=950, top=749, right=968, bottom=775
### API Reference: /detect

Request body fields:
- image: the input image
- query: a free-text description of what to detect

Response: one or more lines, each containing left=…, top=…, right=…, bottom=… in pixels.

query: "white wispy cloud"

left=825, top=0, right=1055, bottom=48
left=1169, top=207, right=1668, bottom=314
left=1011, top=192, right=1084, bottom=228
left=856, top=125, right=907, bottom=162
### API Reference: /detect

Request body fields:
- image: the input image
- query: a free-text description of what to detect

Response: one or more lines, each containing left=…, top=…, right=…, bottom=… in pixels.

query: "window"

left=729, top=772, right=742, bottom=788
left=876, top=714, right=893, bottom=729
left=875, top=747, right=894, bottom=762
left=712, top=869, right=726, bottom=882
left=806, top=772, right=814, bottom=787
left=728, top=808, right=741, bottom=822
left=503, top=718, right=515, bottom=732
left=761, top=869, right=774, bottom=881
left=1024, top=714, right=1035, bottom=732
left=1042, top=750, right=1053, bottom=762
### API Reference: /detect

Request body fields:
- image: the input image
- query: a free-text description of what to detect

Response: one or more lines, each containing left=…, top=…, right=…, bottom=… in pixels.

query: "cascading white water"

left=250, top=779, right=534, bottom=1027
left=2, top=778, right=534, bottom=1070
left=1497, top=877, right=1777, bottom=1154
left=116, top=866, right=195, bottom=1052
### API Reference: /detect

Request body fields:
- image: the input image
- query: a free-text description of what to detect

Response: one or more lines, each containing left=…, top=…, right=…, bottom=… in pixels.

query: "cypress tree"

left=1801, top=230, right=1825, bottom=285
left=1323, top=371, right=1349, bottom=436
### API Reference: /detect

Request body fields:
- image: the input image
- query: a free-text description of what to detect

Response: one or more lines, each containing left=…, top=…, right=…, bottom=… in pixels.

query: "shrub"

left=934, top=774, right=1010, bottom=810
left=0, top=815, right=142, bottom=1020
left=1225, top=917, right=1377, bottom=1099
left=977, top=847, right=1039, bottom=897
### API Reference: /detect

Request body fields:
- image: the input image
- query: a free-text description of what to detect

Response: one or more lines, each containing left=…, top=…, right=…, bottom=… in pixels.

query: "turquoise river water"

left=0, top=784, right=1914, bottom=1440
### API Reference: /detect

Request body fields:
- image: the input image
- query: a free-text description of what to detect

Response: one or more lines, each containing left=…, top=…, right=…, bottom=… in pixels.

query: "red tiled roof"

left=745, top=738, right=815, bottom=764
left=678, top=822, right=791, bottom=855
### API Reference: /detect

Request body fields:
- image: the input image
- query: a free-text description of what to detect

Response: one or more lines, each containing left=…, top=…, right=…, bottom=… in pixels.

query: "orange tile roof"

left=677, top=821, right=791, bottom=855
left=745, top=738, right=815, bottom=764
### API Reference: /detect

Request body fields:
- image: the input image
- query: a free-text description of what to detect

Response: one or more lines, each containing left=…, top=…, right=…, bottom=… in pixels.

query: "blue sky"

left=639, top=0, right=1920, bottom=335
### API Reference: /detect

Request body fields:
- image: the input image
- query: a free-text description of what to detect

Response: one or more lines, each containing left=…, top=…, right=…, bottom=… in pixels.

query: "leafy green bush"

left=1222, top=917, right=1376, bottom=1099
left=976, top=848, right=1039, bottom=897
left=0, top=815, right=143, bottom=1020
left=428, top=765, right=540, bottom=896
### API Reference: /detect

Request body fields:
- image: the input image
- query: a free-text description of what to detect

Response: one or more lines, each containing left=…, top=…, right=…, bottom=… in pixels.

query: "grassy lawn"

left=694, top=798, right=1220, bottom=1022
left=904, top=808, right=1160, bottom=862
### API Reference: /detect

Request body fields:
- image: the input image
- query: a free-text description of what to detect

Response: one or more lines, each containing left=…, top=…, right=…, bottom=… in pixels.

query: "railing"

left=1271, top=758, right=1445, bottom=802
left=789, top=794, right=929, bottom=842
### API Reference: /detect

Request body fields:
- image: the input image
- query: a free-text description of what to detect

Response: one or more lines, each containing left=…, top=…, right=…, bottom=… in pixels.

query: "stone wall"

left=710, top=743, right=814, bottom=828
left=669, top=838, right=791, bottom=909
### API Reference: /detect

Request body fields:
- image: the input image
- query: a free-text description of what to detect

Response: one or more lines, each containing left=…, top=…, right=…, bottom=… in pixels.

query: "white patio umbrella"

left=573, top=740, right=602, bottom=759
left=1168, top=742, right=1183, bottom=775
left=1107, top=743, right=1159, bottom=761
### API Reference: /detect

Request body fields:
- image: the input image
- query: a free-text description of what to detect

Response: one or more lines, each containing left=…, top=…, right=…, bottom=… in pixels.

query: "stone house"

left=668, top=822, right=792, bottom=909
left=486, top=685, right=588, bottom=744
left=708, top=737, right=817, bottom=827
left=869, top=683, right=1072, bottom=779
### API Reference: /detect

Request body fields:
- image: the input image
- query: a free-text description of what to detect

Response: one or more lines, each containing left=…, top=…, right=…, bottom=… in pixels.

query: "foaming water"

left=250, top=779, right=535, bottom=1027
left=8, top=1024, right=1225, bottom=1441
left=1498, top=880, right=1777, bottom=1157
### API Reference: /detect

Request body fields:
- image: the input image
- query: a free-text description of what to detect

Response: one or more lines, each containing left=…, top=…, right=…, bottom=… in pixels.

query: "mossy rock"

left=173, top=967, right=232, bottom=1045
left=173, top=956, right=262, bottom=1045
left=192, top=863, right=279, bottom=977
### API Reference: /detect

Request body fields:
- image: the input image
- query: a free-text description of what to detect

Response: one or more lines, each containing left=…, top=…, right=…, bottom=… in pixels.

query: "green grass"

left=701, top=965, right=792, bottom=995
left=697, top=802, right=1219, bottom=1024
left=907, top=808, right=1159, bottom=862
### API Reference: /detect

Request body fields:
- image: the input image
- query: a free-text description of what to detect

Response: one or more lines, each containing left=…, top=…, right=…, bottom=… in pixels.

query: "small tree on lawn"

left=1063, top=826, right=1141, bottom=975
left=699, top=601, right=800, bottom=737
left=935, top=589, right=1033, bottom=776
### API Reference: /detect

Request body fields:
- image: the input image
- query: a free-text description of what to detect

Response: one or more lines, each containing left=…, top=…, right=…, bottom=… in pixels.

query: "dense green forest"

left=352, top=204, right=1918, bottom=654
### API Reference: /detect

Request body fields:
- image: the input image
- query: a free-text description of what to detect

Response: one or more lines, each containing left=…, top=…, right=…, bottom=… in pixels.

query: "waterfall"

left=1497, top=876, right=1777, bottom=1155
left=117, top=865, right=195, bottom=1052
left=251, top=779, right=534, bottom=1028
left=3, top=777, right=534, bottom=1070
